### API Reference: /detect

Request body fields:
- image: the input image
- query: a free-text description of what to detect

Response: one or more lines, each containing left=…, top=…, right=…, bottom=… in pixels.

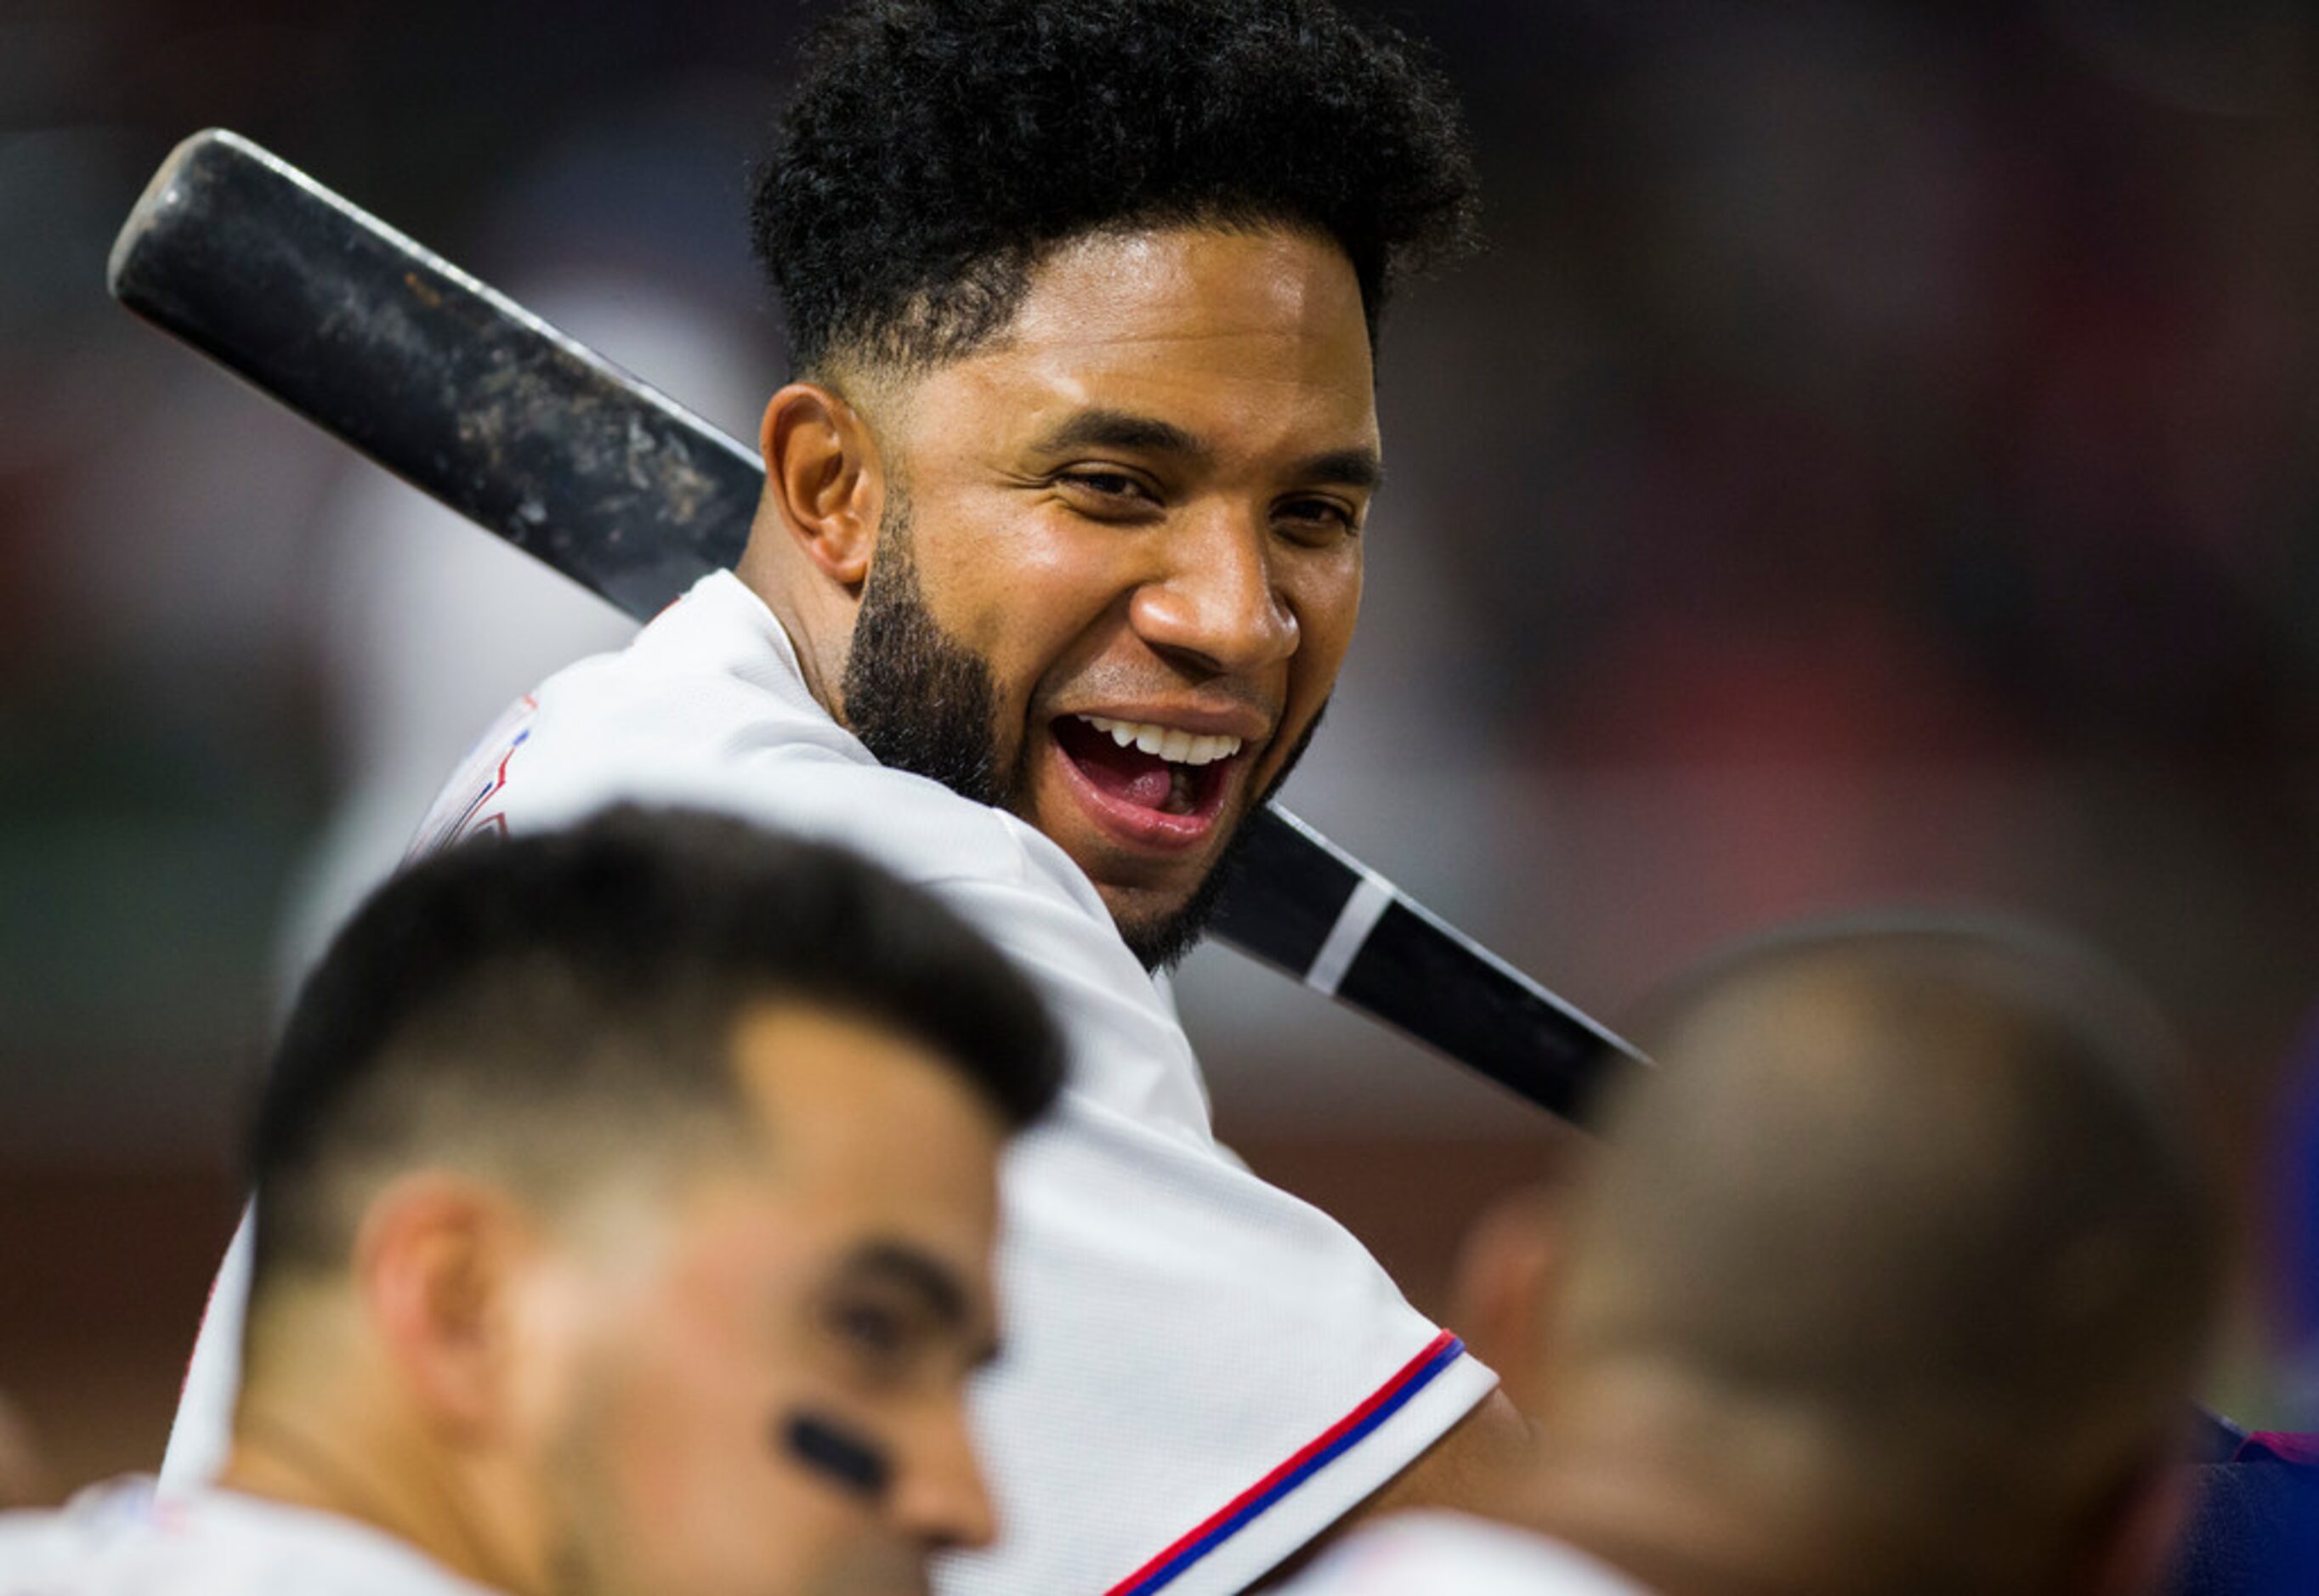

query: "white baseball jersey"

left=164, top=571, right=1494, bottom=1595
left=1279, top=1511, right=1651, bottom=1595
left=0, top=1480, right=496, bottom=1595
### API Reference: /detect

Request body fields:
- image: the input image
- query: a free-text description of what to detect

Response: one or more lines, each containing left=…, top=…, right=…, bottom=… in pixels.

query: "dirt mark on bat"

left=436, top=354, right=722, bottom=537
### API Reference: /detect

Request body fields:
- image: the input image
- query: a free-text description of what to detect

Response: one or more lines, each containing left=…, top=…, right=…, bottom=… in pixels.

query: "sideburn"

left=839, top=498, right=1015, bottom=812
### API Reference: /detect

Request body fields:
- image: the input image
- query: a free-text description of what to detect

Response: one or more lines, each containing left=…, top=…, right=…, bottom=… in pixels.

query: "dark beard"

left=841, top=497, right=1018, bottom=813
left=839, top=500, right=1323, bottom=971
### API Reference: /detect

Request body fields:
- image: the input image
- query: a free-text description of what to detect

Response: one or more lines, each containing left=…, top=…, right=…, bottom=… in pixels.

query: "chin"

left=1093, top=859, right=1238, bottom=973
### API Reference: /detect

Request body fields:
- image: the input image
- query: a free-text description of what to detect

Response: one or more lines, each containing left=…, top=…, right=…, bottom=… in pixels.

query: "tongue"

left=1056, top=720, right=1177, bottom=810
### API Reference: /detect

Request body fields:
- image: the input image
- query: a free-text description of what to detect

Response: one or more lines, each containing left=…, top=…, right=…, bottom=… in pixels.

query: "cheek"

left=1288, top=553, right=1363, bottom=697
left=571, top=1330, right=870, bottom=1595
left=921, top=507, right=1133, bottom=682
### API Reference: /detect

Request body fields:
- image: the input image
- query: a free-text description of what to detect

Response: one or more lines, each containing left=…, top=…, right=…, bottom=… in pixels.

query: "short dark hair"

left=247, top=806, right=1063, bottom=1289
left=751, top=0, right=1481, bottom=375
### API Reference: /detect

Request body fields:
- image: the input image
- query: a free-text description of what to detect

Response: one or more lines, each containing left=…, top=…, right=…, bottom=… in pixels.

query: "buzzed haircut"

left=750, top=0, right=1481, bottom=376
left=1567, top=920, right=2222, bottom=1589
left=246, top=806, right=1063, bottom=1293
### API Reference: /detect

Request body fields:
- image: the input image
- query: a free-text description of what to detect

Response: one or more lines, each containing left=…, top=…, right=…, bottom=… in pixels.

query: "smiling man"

left=163, top=2, right=1522, bottom=1590
left=747, top=221, right=1380, bottom=970
left=8, top=808, right=1060, bottom=1596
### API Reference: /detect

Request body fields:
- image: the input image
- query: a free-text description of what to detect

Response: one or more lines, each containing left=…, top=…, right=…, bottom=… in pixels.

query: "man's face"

left=519, top=1005, right=1007, bottom=1596
left=842, top=225, right=1377, bottom=964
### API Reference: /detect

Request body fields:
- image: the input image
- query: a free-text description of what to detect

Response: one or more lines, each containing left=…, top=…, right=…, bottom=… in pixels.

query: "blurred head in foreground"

left=1463, top=920, right=2223, bottom=1596
left=230, top=806, right=1063, bottom=1596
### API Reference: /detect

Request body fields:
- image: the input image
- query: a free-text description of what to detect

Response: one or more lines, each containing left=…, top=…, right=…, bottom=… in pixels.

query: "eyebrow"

left=837, top=1240, right=972, bottom=1327
left=1292, top=447, right=1386, bottom=494
left=1028, top=408, right=1385, bottom=494
left=1029, top=408, right=1210, bottom=461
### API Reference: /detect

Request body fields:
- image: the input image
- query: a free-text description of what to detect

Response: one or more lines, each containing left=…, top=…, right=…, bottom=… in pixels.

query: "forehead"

left=723, top=1004, right=1004, bottom=1215
left=622, top=1005, right=1007, bottom=1305
left=899, top=224, right=1380, bottom=456
left=591, top=1005, right=1006, bottom=1365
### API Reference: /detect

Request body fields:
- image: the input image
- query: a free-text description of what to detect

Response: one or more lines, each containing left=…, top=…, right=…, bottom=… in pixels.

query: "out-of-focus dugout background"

left=4, top=0, right=2317, bottom=1495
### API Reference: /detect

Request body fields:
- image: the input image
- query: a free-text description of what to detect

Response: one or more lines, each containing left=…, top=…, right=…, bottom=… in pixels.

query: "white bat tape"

left=1304, top=874, right=1397, bottom=999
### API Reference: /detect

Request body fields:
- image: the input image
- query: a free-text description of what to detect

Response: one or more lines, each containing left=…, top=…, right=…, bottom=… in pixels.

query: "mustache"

left=1043, top=669, right=1283, bottom=733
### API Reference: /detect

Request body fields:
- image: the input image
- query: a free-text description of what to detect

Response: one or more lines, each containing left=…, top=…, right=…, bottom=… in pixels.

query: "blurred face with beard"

left=796, top=225, right=1374, bottom=969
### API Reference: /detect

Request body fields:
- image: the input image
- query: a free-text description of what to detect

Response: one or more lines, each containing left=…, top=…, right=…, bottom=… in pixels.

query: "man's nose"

left=889, top=1400, right=998, bottom=1554
left=1128, top=505, right=1298, bottom=677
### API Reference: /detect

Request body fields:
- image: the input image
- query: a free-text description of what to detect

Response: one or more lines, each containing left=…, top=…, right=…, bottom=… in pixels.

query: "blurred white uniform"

left=0, top=1482, right=492, bottom=1595
left=167, top=572, right=1495, bottom=1596
left=1279, top=1511, right=1650, bottom=1595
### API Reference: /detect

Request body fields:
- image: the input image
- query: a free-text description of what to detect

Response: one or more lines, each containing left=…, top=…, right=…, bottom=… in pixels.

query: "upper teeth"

left=1080, top=716, right=1244, bottom=767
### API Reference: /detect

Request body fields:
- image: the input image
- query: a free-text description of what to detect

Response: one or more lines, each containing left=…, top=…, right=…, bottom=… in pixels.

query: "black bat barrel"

left=107, top=128, right=763, bottom=620
left=1214, top=808, right=1641, bottom=1123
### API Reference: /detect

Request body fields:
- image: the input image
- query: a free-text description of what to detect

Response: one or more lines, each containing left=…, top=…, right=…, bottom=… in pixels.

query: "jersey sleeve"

left=1270, top=1514, right=1648, bottom=1596
left=952, top=1098, right=1496, bottom=1594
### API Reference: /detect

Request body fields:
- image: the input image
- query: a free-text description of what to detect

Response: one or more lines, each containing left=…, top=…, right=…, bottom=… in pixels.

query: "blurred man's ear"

left=354, top=1175, right=536, bottom=1442
left=1448, top=1182, right=1571, bottom=1419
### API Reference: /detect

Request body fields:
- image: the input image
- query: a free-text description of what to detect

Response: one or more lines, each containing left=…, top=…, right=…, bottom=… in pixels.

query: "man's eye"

left=830, top=1301, right=911, bottom=1357
left=1277, top=498, right=1358, bottom=540
left=1057, top=470, right=1154, bottom=504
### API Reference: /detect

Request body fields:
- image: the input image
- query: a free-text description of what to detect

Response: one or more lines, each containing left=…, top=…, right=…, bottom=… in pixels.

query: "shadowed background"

left=3, top=0, right=2316, bottom=1496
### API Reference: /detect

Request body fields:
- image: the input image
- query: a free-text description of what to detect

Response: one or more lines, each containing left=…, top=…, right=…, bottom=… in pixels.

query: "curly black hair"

left=751, top=0, right=1480, bottom=374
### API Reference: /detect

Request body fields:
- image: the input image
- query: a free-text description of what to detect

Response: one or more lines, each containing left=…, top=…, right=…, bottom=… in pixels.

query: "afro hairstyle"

left=751, top=0, right=1481, bottom=375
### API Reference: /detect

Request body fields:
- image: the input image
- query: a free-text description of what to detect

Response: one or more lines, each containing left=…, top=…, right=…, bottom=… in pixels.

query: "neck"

left=734, top=518, right=852, bottom=723
left=1505, top=1365, right=1902, bottom=1596
left=220, top=1393, right=526, bottom=1595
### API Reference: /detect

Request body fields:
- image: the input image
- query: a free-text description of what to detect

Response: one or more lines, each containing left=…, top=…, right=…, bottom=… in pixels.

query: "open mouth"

left=1050, top=713, right=1245, bottom=843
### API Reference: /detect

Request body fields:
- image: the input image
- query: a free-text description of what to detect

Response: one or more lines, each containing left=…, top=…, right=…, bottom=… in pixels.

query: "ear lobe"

left=356, top=1176, right=529, bottom=1442
left=759, top=382, right=885, bottom=591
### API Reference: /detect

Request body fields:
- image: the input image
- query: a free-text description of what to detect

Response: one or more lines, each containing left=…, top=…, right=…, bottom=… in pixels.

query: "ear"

left=757, top=381, right=887, bottom=591
left=354, top=1174, right=536, bottom=1443
left=1448, top=1180, right=1572, bottom=1418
